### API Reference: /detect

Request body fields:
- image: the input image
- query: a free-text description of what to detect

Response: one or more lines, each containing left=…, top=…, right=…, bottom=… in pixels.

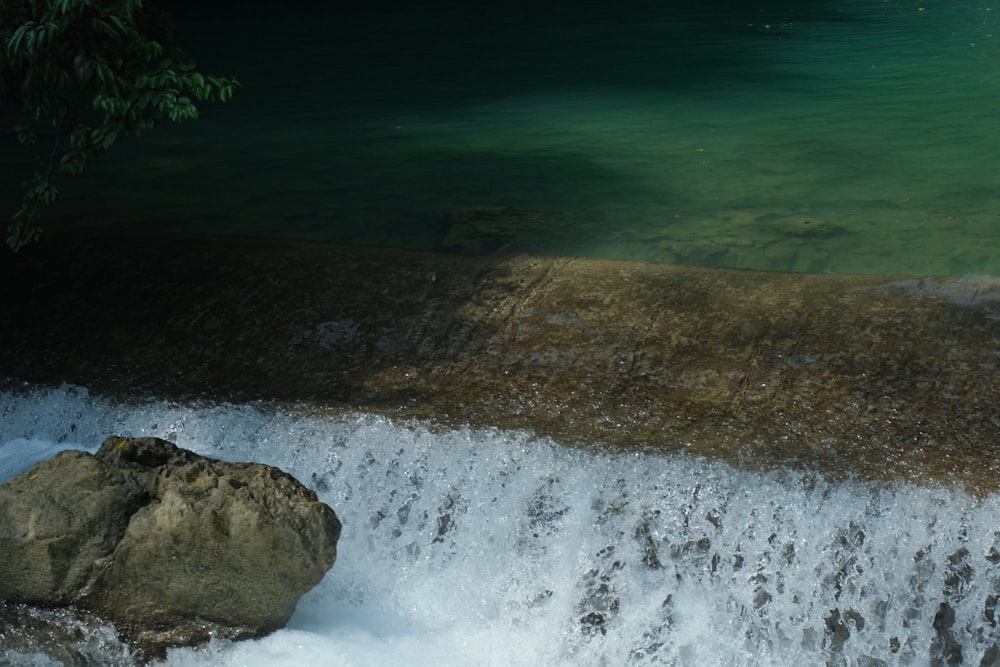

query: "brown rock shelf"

left=3, top=231, right=999, bottom=491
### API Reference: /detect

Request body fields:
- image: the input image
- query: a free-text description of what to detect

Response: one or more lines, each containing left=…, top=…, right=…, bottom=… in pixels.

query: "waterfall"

left=2, top=386, right=997, bottom=665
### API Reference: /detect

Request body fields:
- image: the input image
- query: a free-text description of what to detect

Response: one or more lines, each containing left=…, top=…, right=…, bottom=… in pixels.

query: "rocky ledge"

left=2, top=231, right=1000, bottom=491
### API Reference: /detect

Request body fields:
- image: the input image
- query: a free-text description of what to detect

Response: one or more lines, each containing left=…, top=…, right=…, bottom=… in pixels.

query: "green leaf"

left=3, top=0, right=239, bottom=249
left=14, top=126, right=36, bottom=145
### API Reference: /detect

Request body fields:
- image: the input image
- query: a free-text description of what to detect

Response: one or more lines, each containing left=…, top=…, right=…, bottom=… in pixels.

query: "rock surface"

left=0, top=435, right=342, bottom=660
left=2, top=231, right=1000, bottom=491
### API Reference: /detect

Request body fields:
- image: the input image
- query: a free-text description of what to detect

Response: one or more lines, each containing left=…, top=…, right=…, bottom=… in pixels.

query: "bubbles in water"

left=2, top=386, right=1000, bottom=665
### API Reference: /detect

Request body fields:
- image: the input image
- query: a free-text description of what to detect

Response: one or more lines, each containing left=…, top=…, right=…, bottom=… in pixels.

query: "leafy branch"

left=1, top=0, right=239, bottom=249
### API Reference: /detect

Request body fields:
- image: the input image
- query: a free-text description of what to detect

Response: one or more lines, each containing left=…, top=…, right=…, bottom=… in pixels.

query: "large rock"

left=0, top=436, right=342, bottom=660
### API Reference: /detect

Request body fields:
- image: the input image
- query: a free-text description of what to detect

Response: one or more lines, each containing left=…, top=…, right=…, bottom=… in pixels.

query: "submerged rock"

left=758, top=213, right=848, bottom=237
left=440, top=206, right=589, bottom=255
left=0, top=436, right=342, bottom=661
left=0, top=601, right=134, bottom=667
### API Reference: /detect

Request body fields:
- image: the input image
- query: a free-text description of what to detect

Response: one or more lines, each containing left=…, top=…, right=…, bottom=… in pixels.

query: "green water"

left=8, top=0, right=1000, bottom=274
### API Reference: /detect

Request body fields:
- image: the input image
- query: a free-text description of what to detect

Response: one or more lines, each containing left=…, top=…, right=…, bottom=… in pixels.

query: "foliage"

left=0, top=0, right=238, bottom=249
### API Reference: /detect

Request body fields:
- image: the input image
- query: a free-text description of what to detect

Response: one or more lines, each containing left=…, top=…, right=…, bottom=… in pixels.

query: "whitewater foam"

left=1, top=386, right=998, bottom=665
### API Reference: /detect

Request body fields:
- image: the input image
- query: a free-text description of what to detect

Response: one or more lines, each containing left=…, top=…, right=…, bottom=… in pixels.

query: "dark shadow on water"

left=0, top=231, right=513, bottom=409
left=34, top=139, right=678, bottom=251
left=173, top=0, right=876, bottom=111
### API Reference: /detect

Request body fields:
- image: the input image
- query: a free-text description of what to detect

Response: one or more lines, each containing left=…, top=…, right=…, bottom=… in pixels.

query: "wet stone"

left=2, top=231, right=1000, bottom=492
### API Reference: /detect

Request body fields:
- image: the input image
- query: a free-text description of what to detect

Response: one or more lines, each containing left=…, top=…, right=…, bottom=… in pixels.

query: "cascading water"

left=2, top=385, right=998, bottom=666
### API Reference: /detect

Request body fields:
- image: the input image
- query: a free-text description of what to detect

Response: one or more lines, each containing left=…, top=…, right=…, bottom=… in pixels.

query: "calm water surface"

left=6, top=0, right=1000, bottom=274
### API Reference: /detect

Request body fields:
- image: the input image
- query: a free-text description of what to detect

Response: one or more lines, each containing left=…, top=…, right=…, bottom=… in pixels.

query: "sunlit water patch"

left=2, top=386, right=1000, bottom=665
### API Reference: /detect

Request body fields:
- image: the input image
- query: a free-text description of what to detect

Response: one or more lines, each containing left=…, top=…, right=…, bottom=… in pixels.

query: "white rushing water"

left=2, top=385, right=1000, bottom=666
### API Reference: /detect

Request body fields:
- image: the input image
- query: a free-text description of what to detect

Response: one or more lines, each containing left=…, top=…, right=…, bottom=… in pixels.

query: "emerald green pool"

left=12, top=0, right=1000, bottom=275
